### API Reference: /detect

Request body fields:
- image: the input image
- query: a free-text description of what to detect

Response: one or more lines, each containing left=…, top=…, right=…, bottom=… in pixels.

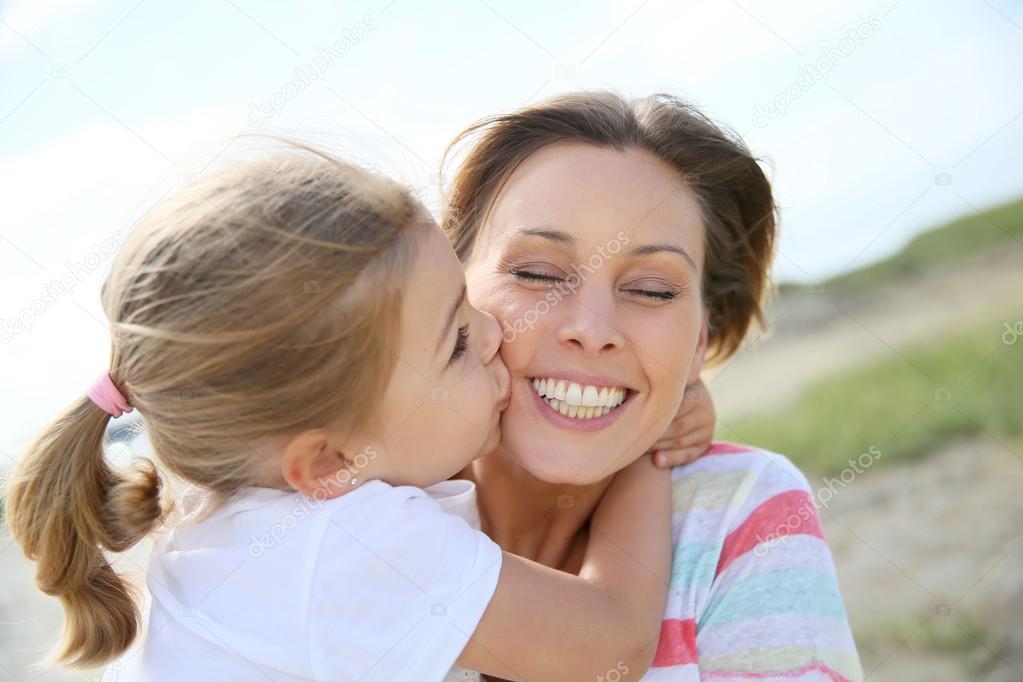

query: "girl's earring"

left=341, top=456, right=358, bottom=487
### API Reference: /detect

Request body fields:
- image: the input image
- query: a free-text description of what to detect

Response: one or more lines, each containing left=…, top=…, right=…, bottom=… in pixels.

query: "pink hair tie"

left=86, top=372, right=134, bottom=418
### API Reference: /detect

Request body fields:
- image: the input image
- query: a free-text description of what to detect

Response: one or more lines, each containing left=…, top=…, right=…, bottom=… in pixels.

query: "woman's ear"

left=686, top=308, right=711, bottom=386
left=280, top=429, right=354, bottom=500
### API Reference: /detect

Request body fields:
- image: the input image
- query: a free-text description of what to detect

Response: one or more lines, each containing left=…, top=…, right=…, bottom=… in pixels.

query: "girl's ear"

left=280, top=429, right=355, bottom=500
left=686, top=307, right=711, bottom=385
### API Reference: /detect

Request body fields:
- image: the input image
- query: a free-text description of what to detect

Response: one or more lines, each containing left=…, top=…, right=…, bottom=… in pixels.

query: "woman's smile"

left=522, top=372, right=638, bottom=432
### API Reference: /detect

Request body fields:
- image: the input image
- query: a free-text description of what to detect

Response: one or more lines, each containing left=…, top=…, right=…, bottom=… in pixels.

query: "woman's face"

left=464, top=142, right=709, bottom=485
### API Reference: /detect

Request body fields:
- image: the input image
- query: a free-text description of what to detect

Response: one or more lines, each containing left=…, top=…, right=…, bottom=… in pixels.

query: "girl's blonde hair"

left=4, top=141, right=420, bottom=667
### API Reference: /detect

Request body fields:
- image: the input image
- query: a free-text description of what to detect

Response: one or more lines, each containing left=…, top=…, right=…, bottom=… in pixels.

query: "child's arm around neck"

left=457, top=454, right=672, bottom=682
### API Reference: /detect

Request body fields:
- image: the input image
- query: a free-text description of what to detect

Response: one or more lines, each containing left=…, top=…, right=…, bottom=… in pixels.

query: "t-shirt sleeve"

left=305, top=483, right=503, bottom=681
left=695, top=451, right=864, bottom=681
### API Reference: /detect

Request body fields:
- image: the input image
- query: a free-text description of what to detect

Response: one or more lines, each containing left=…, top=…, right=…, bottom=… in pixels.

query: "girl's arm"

left=457, top=454, right=672, bottom=682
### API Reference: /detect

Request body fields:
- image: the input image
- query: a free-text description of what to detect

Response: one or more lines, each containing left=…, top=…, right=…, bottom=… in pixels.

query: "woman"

left=446, top=91, right=863, bottom=681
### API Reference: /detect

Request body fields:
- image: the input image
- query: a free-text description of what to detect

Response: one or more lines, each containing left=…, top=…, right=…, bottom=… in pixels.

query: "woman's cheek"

left=465, top=270, right=517, bottom=318
left=486, top=290, right=546, bottom=360
left=635, top=305, right=701, bottom=371
left=492, top=288, right=538, bottom=334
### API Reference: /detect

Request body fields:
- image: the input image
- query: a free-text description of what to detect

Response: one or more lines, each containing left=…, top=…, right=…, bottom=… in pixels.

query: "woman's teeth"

left=530, top=377, right=628, bottom=420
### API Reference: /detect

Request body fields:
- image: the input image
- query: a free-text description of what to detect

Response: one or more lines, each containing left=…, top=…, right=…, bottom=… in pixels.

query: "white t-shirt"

left=109, top=479, right=502, bottom=681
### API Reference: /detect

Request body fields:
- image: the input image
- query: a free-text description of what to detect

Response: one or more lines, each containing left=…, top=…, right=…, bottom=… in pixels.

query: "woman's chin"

left=498, top=394, right=645, bottom=485
left=498, top=431, right=626, bottom=486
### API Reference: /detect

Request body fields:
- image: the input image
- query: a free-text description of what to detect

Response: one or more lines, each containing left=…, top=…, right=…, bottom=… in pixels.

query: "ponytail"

left=4, top=392, right=163, bottom=667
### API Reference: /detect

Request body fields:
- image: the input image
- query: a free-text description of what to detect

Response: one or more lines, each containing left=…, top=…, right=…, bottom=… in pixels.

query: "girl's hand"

left=647, top=379, right=716, bottom=468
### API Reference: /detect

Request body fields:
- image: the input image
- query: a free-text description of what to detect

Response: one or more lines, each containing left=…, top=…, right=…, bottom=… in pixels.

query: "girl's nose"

left=478, top=309, right=510, bottom=402
left=478, top=309, right=503, bottom=364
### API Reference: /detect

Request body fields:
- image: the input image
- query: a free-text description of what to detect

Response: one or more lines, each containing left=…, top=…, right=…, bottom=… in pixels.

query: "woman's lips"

left=526, top=377, right=634, bottom=432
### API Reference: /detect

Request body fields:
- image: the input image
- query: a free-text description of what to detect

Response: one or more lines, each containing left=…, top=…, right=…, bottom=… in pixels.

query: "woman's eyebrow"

left=513, top=227, right=697, bottom=270
left=512, top=227, right=575, bottom=245
left=628, top=243, right=698, bottom=271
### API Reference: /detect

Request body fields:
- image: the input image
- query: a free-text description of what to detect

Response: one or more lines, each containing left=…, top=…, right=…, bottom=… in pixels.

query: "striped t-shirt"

left=640, top=442, right=863, bottom=681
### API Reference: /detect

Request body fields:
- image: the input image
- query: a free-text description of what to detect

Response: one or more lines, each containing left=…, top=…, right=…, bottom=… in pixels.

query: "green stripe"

left=701, top=568, right=848, bottom=629
left=669, top=541, right=721, bottom=590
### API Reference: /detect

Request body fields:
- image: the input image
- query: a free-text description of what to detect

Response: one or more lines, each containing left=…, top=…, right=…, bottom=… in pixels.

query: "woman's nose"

left=556, top=291, right=625, bottom=356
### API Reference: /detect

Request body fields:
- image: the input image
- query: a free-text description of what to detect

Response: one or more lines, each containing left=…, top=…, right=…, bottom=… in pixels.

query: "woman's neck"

left=462, top=446, right=614, bottom=571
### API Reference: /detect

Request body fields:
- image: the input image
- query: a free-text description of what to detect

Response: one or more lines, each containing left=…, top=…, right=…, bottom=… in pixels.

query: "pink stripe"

left=703, top=660, right=852, bottom=681
left=651, top=618, right=698, bottom=667
left=705, top=441, right=761, bottom=456
left=715, top=490, right=823, bottom=577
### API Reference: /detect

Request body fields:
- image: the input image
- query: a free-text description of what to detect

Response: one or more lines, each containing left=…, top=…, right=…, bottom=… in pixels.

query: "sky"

left=1, top=0, right=1022, bottom=464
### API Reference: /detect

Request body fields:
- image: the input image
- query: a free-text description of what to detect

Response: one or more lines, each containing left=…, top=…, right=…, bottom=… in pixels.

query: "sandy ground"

left=821, top=435, right=1023, bottom=681
left=2, top=245, right=1021, bottom=681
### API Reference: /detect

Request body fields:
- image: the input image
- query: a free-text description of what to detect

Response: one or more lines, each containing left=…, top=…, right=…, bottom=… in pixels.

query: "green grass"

left=856, top=616, right=1008, bottom=677
left=718, top=316, right=1023, bottom=476
left=776, top=195, right=1023, bottom=296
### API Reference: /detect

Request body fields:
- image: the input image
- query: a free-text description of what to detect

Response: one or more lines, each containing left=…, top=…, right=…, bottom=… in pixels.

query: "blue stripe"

left=670, top=541, right=721, bottom=590
left=700, top=568, right=848, bottom=629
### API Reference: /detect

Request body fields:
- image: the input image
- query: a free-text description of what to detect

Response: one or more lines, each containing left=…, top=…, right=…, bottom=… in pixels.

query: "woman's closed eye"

left=511, top=269, right=680, bottom=301
left=625, top=287, right=679, bottom=300
left=511, top=268, right=563, bottom=284
left=449, top=324, right=470, bottom=365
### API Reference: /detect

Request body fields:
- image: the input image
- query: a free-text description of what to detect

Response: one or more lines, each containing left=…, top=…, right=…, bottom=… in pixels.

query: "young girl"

left=5, top=143, right=676, bottom=682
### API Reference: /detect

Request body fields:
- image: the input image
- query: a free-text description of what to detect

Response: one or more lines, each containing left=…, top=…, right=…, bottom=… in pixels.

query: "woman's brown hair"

left=441, top=90, right=778, bottom=364
left=4, top=141, right=419, bottom=667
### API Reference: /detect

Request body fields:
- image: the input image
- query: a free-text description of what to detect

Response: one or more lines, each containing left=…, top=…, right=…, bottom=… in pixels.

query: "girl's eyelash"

left=511, top=269, right=680, bottom=300
left=449, top=324, right=470, bottom=365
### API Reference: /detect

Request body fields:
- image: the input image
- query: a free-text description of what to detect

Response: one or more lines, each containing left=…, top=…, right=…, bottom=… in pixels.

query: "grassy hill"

left=727, top=194, right=1023, bottom=475
left=720, top=316, right=1023, bottom=475
left=777, top=194, right=1023, bottom=296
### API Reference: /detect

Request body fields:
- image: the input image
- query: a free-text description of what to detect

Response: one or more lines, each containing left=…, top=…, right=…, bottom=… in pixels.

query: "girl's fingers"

left=651, top=430, right=706, bottom=452
left=653, top=448, right=702, bottom=468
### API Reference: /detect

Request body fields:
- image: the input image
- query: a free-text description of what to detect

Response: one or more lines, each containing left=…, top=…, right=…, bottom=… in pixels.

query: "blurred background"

left=1, top=1, right=1021, bottom=680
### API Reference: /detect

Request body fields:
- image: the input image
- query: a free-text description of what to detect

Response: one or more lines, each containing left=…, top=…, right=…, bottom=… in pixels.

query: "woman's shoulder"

left=669, top=441, right=815, bottom=522
left=671, top=440, right=808, bottom=477
left=654, top=442, right=863, bottom=680
left=663, top=441, right=829, bottom=608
